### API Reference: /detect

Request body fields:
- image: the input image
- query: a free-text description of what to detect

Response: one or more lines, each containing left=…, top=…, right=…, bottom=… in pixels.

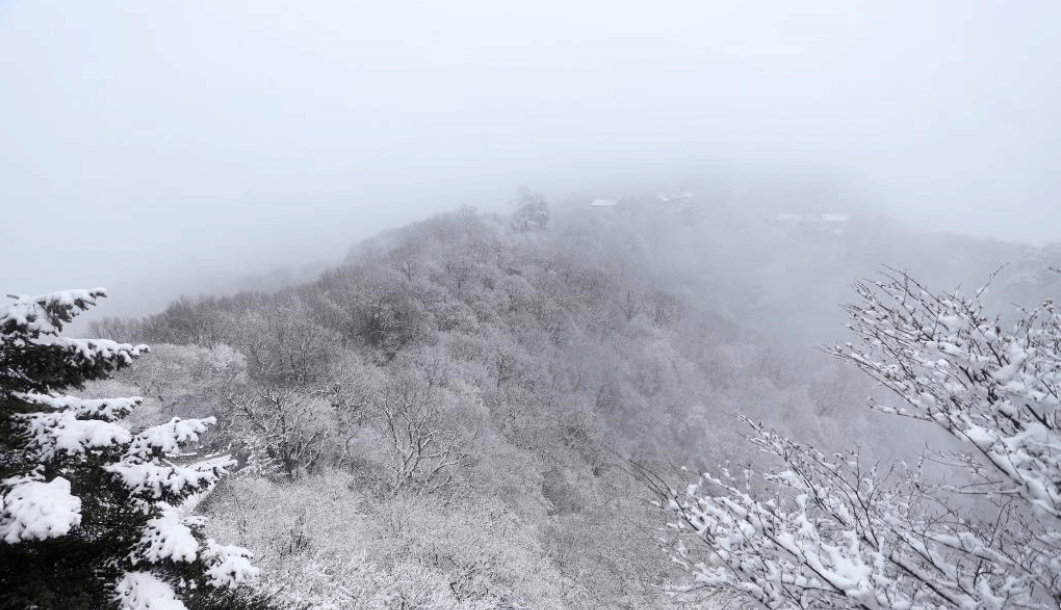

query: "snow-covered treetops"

left=0, top=290, right=262, bottom=610
left=656, top=270, right=1061, bottom=609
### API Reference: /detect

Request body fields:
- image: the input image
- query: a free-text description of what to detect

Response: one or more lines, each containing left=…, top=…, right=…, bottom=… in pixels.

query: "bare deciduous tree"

left=224, top=386, right=337, bottom=477
left=655, top=270, right=1061, bottom=609
left=369, top=374, right=476, bottom=493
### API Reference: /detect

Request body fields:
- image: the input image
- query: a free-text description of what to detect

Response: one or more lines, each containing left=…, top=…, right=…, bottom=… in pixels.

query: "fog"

left=3, top=1, right=1060, bottom=310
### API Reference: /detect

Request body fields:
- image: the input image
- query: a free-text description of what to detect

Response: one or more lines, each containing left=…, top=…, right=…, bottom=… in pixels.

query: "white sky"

left=3, top=1, right=1061, bottom=303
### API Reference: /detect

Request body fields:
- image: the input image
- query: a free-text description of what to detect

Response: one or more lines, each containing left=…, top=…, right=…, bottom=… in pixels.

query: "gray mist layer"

left=2, top=1, right=1060, bottom=311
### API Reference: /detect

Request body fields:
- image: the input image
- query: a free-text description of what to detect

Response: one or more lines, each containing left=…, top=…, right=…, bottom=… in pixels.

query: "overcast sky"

left=3, top=1, right=1060, bottom=307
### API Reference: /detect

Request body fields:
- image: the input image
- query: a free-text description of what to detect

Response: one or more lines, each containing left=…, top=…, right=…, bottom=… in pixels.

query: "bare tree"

left=656, top=270, right=1061, bottom=609
left=369, top=374, right=476, bottom=493
left=224, top=386, right=337, bottom=477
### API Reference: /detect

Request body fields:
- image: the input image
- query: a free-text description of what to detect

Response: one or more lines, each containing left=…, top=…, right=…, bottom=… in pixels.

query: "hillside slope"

left=84, top=197, right=1059, bottom=608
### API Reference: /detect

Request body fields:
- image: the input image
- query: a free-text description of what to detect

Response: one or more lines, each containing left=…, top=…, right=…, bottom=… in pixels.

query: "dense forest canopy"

left=6, top=191, right=1061, bottom=608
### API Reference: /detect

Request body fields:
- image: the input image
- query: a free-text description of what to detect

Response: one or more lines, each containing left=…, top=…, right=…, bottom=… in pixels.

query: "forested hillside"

left=72, top=193, right=1059, bottom=608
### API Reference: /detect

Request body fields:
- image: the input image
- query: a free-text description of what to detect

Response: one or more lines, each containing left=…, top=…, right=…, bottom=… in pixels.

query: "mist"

left=9, top=4, right=1061, bottom=606
left=3, top=1, right=1060, bottom=308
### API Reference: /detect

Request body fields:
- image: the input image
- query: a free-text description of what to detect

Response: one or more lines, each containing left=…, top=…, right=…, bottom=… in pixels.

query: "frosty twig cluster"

left=659, top=270, right=1061, bottom=609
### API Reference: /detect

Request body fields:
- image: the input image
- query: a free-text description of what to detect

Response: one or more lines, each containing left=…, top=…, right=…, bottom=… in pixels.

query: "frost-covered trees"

left=658, top=270, right=1061, bottom=609
left=0, top=290, right=262, bottom=610
left=223, top=385, right=338, bottom=478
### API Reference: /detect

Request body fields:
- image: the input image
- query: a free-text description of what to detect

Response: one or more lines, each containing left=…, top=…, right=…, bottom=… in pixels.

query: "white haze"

left=2, top=1, right=1060, bottom=311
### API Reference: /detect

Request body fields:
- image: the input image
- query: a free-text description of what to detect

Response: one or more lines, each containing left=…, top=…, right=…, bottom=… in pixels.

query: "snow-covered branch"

left=660, top=271, right=1061, bottom=609
left=0, top=288, right=260, bottom=608
left=832, top=270, right=1061, bottom=519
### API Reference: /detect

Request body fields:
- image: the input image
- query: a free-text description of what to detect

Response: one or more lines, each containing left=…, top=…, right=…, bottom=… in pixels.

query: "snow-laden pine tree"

left=656, top=270, right=1061, bottom=609
left=510, top=187, right=549, bottom=233
left=0, top=289, right=264, bottom=610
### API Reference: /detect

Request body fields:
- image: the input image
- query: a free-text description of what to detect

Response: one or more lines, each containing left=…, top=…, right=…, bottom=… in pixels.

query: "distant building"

left=589, top=198, right=619, bottom=209
left=656, top=191, right=695, bottom=203
left=771, top=213, right=850, bottom=235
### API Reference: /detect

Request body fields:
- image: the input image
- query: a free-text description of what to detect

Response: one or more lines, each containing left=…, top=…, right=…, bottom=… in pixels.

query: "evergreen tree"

left=510, top=187, right=549, bottom=232
left=0, top=289, right=264, bottom=610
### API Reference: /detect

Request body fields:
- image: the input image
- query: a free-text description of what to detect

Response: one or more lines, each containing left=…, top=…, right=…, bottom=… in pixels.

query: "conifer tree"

left=0, top=289, right=263, bottom=610
left=510, top=187, right=550, bottom=232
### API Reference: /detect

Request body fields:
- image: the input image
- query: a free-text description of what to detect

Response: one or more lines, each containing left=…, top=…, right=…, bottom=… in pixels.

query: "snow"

left=36, top=334, right=148, bottom=363
left=0, top=289, right=108, bottom=335
left=113, top=572, right=187, bottom=610
left=133, top=515, right=200, bottom=564
left=127, top=417, right=217, bottom=459
left=0, top=474, right=82, bottom=543
left=202, top=539, right=260, bottom=587
left=21, top=410, right=132, bottom=460
left=106, top=462, right=219, bottom=501
left=178, top=453, right=235, bottom=472
left=16, top=392, right=142, bottom=421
